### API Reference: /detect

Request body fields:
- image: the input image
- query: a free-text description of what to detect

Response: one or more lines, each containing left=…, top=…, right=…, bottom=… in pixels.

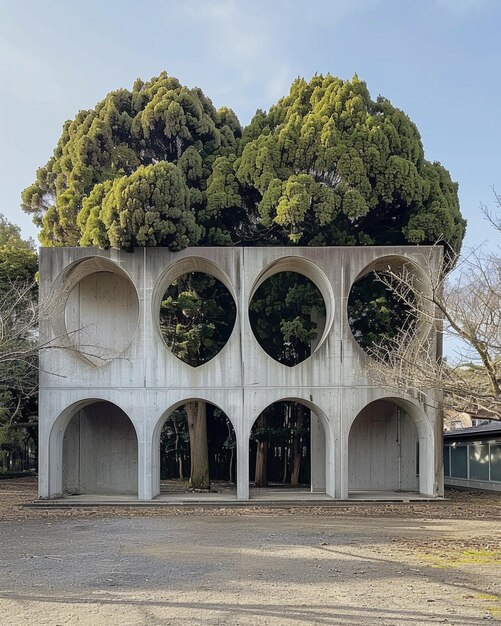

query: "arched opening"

left=61, top=401, right=138, bottom=496
left=159, top=271, right=236, bottom=366
left=154, top=400, right=237, bottom=497
left=348, top=399, right=420, bottom=494
left=249, top=400, right=331, bottom=495
left=52, top=257, right=139, bottom=367
left=347, top=255, right=424, bottom=357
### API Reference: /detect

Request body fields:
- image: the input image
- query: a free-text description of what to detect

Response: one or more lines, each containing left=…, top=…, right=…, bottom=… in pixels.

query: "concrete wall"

left=348, top=400, right=418, bottom=491
left=62, top=402, right=138, bottom=495
left=38, top=246, right=443, bottom=500
left=65, top=271, right=138, bottom=366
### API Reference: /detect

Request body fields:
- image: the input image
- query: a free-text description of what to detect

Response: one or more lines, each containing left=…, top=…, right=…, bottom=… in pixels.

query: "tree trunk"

left=282, top=404, right=290, bottom=484
left=227, top=420, right=235, bottom=483
left=186, top=400, right=210, bottom=490
left=173, top=419, right=183, bottom=480
left=282, top=445, right=289, bottom=484
left=290, top=404, right=303, bottom=488
left=254, top=413, right=268, bottom=487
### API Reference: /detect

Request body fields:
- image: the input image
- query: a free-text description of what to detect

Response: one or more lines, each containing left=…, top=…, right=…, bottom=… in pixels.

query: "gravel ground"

left=1, top=477, right=501, bottom=625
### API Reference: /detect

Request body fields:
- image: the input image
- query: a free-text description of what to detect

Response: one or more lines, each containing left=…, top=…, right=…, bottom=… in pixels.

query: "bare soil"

left=1, top=476, right=501, bottom=624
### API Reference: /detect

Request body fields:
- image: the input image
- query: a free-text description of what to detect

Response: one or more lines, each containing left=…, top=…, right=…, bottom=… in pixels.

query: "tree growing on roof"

left=21, top=71, right=468, bottom=487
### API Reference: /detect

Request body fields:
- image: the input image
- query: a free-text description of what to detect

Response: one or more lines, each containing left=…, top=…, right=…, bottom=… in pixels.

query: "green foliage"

left=235, top=74, right=465, bottom=252
left=22, top=72, right=242, bottom=248
left=0, top=216, right=38, bottom=471
left=160, top=272, right=236, bottom=366
left=347, top=272, right=415, bottom=351
left=22, top=71, right=465, bottom=256
left=249, top=272, right=326, bottom=366
left=0, top=215, right=37, bottom=292
left=80, top=162, right=202, bottom=250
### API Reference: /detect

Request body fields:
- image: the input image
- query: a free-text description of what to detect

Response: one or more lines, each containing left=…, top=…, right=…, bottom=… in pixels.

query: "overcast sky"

left=1, top=0, right=499, bottom=253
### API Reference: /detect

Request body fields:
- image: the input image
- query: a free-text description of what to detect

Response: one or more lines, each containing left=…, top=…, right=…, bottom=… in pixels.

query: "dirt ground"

left=1, top=477, right=501, bottom=625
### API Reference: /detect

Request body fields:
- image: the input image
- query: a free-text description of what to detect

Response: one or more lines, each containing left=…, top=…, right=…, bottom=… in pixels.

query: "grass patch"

left=475, top=593, right=501, bottom=619
left=419, top=548, right=501, bottom=568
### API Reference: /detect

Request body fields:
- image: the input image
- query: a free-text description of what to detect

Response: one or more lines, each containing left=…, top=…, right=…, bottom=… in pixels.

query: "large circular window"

left=249, top=271, right=327, bottom=367
left=159, top=271, right=236, bottom=367
left=348, top=257, right=420, bottom=356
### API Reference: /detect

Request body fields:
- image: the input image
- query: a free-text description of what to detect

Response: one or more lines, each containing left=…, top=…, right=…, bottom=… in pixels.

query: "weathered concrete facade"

left=38, top=246, right=443, bottom=500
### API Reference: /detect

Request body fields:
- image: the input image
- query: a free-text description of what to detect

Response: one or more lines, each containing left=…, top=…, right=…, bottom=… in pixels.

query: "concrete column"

left=310, top=413, right=326, bottom=492
left=137, top=422, right=150, bottom=500
left=48, top=417, right=66, bottom=499
left=38, top=423, right=51, bottom=499
left=236, top=433, right=249, bottom=500
left=420, top=432, right=435, bottom=496
left=337, top=429, right=349, bottom=499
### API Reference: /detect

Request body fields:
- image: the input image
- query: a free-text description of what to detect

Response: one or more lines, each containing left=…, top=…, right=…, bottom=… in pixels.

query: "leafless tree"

left=481, top=186, right=501, bottom=234
left=366, top=232, right=501, bottom=419
left=0, top=279, right=120, bottom=430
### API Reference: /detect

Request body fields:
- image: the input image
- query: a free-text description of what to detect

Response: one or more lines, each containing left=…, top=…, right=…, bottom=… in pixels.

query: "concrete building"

left=38, top=245, right=443, bottom=500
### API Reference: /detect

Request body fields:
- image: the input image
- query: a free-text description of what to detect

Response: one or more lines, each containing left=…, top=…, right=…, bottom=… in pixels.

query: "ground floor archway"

left=248, top=399, right=331, bottom=496
left=348, top=399, right=419, bottom=493
left=153, top=399, right=237, bottom=497
left=62, top=401, right=138, bottom=496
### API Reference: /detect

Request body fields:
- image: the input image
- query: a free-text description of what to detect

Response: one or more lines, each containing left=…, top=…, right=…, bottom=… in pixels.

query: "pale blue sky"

left=0, top=0, right=499, bottom=252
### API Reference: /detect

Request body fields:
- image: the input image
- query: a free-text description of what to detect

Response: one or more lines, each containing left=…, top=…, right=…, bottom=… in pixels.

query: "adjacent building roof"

left=444, top=421, right=501, bottom=440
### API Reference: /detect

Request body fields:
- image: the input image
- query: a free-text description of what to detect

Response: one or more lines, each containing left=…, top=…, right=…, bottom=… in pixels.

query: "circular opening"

left=159, top=401, right=236, bottom=493
left=348, top=257, right=420, bottom=357
left=249, top=271, right=327, bottom=366
left=55, top=258, right=139, bottom=367
left=159, top=271, right=236, bottom=367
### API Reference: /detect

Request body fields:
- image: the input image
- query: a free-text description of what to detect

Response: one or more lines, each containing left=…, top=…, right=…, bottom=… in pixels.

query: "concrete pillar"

left=149, top=415, right=162, bottom=500
left=236, top=433, right=249, bottom=500
left=38, top=422, right=51, bottom=499
left=137, top=422, right=150, bottom=500
left=310, top=413, right=326, bottom=492
left=337, top=429, right=349, bottom=499
left=323, top=421, right=335, bottom=499
left=420, top=432, right=435, bottom=496
left=48, top=417, right=66, bottom=498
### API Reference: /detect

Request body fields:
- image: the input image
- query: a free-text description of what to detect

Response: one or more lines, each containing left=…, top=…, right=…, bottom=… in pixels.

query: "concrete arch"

left=247, top=396, right=335, bottom=498
left=152, top=256, right=238, bottom=368
left=48, top=398, right=140, bottom=498
left=346, top=394, right=433, bottom=441
left=151, top=397, right=238, bottom=498
left=350, top=254, right=429, bottom=286
left=248, top=256, right=335, bottom=364
left=347, top=396, right=434, bottom=496
left=50, top=256, right=140, bottom=368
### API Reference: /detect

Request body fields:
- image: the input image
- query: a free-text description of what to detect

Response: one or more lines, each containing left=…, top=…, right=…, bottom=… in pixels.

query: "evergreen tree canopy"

left=22, top=72, right=242, bottom=248
left=22, top=72, right=465, bottom=255
left=236, top=74, right=465, bottom=253
left=0, top=215, right=37, bottom=292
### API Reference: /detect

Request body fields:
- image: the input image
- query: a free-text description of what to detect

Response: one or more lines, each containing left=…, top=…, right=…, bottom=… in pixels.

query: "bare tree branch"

left=366, top=239, right=501, bottom=419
